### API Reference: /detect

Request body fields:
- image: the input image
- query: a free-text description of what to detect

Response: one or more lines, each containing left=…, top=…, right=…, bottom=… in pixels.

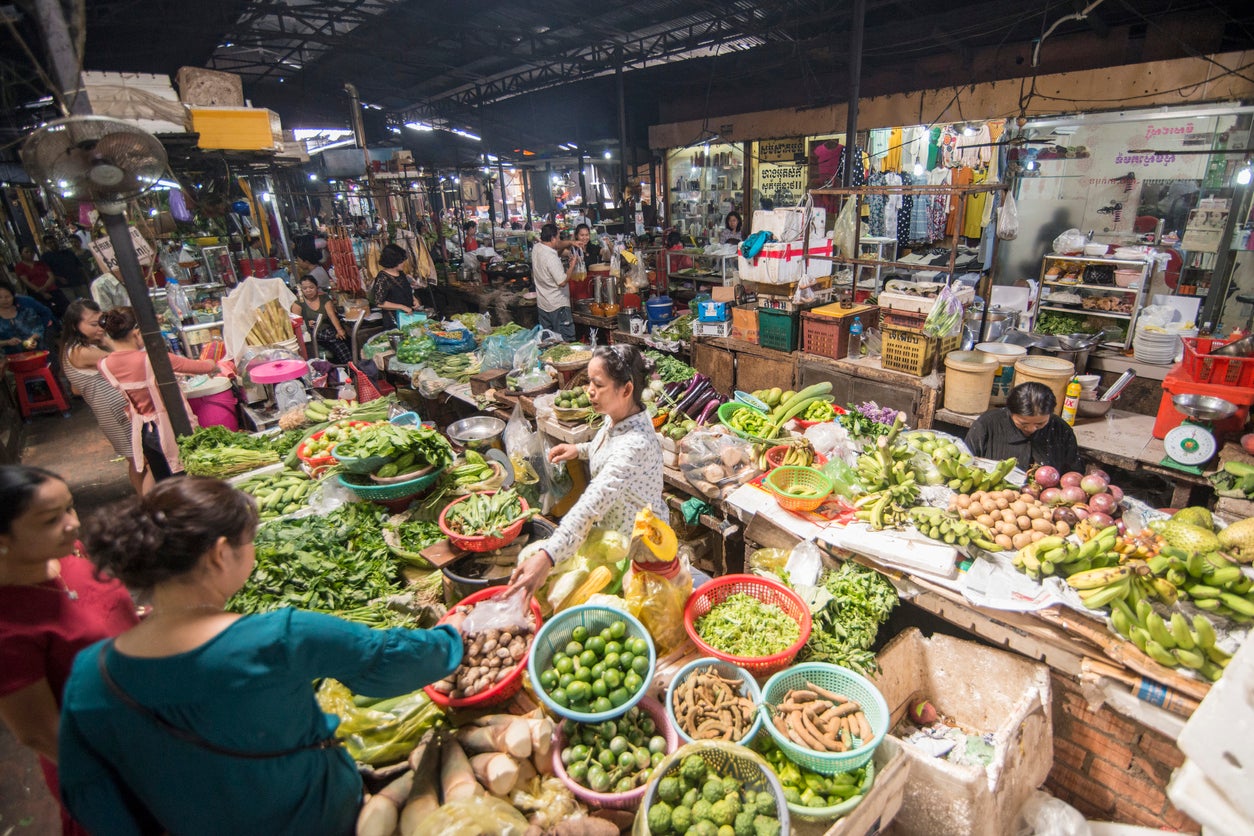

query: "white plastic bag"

left=1052, top=228, right=1087, bottom=255
left=833, top=197, right=858, bottom=258
left=221, top=277, right=297, bottom=360
left=1013, top=790, right=1091, bottom=836
left=997, top=193, right=1019, bottom=240
left=785, top=539, right=823, bottom=587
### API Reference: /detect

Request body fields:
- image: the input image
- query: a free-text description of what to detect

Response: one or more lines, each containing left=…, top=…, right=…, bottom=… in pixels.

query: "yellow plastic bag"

left=623, top=549, right=693, bottom=655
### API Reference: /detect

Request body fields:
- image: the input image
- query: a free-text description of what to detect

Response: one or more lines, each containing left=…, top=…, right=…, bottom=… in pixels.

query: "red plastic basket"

left=550, top=696, right=679, bottom=810
left=794, top=403, right=847, bottom=430
left=296, top=421, right=372, bottom=476
left=683, top=574, right=812, bottom=677
left=424, top=586, right=543, bottom=710
left=764, top=445, right=828, bottom=470
left=349, top=363, right=383, bottom=402
left=439, top=491, right=529, bottom=552
left=1181, top=338, right=1254, bottom=387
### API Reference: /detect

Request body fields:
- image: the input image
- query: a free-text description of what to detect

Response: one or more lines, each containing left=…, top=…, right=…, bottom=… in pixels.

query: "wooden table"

left=933, top=407, right=1210, bottom=506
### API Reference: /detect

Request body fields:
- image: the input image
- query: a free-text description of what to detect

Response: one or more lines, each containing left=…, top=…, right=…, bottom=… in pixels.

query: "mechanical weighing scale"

left=1160, top=393, right=1238, bottom=474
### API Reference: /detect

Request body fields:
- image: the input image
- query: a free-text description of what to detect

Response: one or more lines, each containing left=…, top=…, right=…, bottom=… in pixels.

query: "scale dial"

left=1164, top=423, right=1217, bottom=466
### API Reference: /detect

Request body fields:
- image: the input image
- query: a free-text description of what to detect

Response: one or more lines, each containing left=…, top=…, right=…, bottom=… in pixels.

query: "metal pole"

left=498, top=160, right=509, bottom=224
left=577, top=151, right=589, bottom=217
left=31, top=0, right=88, bottom=115
left=843, top=0, right=866, bottom=188
left=617, top=62, right=629, bottom=205
left=102, top=211, right=193, bottom=436
left=344, top=82, right=389, bottom=223
left=521, top=166, right=532, bottom=228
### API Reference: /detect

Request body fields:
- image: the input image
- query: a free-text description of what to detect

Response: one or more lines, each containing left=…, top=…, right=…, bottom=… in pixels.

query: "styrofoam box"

left=871, top=628, right=1053, bottom=836
left=81, top=70, right=186, bottom=134
left=878, top=284, right=976, bottom=314
left=752, top=207, right=827, bottom=242
left=738, top=235, right=834, bottom=284
left=1171, top=628, right=1254, bottom=823
left=692, top=320, right=732, bottom=338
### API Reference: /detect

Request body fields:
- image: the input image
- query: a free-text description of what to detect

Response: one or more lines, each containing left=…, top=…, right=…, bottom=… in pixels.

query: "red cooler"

left=1153, top=364, right=1254, bottom=439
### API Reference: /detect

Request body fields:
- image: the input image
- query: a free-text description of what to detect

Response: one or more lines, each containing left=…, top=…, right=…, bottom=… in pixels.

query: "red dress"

left=0, top=552, right=138, bottom=835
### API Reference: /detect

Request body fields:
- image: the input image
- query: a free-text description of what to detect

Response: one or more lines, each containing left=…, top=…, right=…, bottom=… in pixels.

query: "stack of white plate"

left=1132, top=327, right=1181, bottom=365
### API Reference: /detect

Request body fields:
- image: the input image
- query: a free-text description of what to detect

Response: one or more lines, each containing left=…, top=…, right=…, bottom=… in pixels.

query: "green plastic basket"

left=717, top=401, right=779, bottom=442
left=760, top=662, right=890, bottom=774
left=336, top=467, right=442, bottom=502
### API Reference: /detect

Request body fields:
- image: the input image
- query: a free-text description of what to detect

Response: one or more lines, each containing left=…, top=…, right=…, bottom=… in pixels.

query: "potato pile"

left=432, top=604, right=536, bottom=701
left=948, top=488, right=1069, bottom=552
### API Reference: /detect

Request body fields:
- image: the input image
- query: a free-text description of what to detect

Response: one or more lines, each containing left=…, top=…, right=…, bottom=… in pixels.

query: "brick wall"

left=1045, top=671, right=1198, bottom=832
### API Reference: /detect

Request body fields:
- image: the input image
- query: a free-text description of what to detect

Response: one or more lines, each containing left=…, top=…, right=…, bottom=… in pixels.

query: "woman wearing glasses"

left=61, top=300, right=149, bottom=495
left=508, top=344, right=668, bottom=598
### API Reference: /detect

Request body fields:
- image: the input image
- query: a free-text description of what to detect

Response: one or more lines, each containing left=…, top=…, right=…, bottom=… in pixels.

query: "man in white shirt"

left=90, top=272, right=130, bottom=311
left=531, top=223, right=577, bottom=341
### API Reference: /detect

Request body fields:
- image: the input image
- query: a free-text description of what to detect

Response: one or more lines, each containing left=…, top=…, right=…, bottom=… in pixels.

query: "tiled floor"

left=1, top=405, right=133, bottom=835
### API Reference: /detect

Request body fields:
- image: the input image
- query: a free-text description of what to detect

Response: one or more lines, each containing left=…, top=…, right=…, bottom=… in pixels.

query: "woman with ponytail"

left=58, top=477, right=465, bottom=836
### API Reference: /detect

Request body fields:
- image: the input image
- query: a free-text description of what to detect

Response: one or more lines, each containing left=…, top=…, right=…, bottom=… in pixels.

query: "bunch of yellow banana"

left=1108, top=595, right=1231, bottom=681
left=1015, top=525, right=1120, bottom=580
left=1065, top=559, right=1165, bottom=608
left=778, top=438, right=817, bottom=468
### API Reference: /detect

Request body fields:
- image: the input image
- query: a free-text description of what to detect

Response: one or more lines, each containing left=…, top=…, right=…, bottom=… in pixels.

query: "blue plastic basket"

left=664, top=657, right=763, bottom=746
left=527, top=605, right=656, bottom=723
left=760, top=662, right=890, bottom=774
left=432, top=330, right=477, bottom=354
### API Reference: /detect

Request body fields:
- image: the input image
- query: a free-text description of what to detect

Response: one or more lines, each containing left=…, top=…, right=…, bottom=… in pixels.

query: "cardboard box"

left=872, top=628, right=1052, bottom=836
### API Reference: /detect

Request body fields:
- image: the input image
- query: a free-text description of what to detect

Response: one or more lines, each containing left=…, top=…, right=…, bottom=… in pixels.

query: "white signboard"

left=89, top=228, right=156, bottom=275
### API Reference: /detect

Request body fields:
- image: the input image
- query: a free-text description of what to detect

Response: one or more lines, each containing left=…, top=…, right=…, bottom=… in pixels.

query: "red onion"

left=1080, top=474, right=1109, bottom=496
left=1033, top=466, right=1061, bottom=488
left=1040, top=487, right=1062, bottom=505
left=1089, top=492, right=1118, bottom=515
left=1060, top=471, right=1083, bottom=488
left=1061, top=485, right=1088, bottom=505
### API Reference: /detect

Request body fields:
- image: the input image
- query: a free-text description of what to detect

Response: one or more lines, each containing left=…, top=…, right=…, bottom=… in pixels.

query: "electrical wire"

left=1113, top=0, right=1254, bottom=87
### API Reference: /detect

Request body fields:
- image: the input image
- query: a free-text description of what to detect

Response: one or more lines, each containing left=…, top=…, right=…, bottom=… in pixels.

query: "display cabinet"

left=665, top=250, right=738, bottom=287
left=150, top=282, right=229, bottom=356
left=1032, top=255, right=1153, bottom=349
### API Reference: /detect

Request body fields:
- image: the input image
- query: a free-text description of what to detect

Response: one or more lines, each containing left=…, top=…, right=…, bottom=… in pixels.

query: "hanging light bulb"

left=1238, top=161, right=1253, bottom=186
left=1026, top=160, right=1037, bottom=171
left=962, top=123, right=978, bottom=137
left=913, top=162, right=924, bottom=176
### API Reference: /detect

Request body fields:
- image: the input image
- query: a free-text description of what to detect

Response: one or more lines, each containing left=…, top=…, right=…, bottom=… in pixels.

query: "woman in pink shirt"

left=98, top=307, right=221, bottom=483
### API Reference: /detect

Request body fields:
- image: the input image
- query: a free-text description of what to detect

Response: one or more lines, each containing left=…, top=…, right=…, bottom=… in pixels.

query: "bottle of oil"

left=1061, top=377, right=1082, bottom=426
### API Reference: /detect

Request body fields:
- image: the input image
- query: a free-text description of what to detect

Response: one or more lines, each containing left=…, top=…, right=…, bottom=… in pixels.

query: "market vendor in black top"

left=372, top=243, right=418, bottom=328
left=965, top=382, right=1082, bottom=475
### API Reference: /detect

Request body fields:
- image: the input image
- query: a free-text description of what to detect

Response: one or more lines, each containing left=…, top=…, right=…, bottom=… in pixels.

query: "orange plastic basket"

left=764, top=465, right=833, bottom=512
left=424, top=586, right=543, bottom=710
left=439, top=491, right=529, bottom=552
left=683, top=574, right=812, bottom=677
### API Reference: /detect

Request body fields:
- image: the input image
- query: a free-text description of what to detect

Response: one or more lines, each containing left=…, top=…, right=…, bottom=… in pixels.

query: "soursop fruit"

left=1150, top=519, right=1221, bottom=554
left=1217, top=517, right=1254, bottom=561
left=1172, top=506, right=1215, bottom=531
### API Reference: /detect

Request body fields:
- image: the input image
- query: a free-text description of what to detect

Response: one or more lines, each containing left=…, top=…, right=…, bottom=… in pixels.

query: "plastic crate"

left=881, top=326, right=961, bottom=376
left=1181, top=337, right=1254, bottom=387
left=801, top=304, right=880, bottom=360
left=881, top=308, right=929, bottom=330
left=758, top=308, right=799, bottom=352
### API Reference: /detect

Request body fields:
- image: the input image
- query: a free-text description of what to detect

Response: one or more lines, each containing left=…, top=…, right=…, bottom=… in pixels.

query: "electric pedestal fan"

left=21, top=116, right=193, bottom=434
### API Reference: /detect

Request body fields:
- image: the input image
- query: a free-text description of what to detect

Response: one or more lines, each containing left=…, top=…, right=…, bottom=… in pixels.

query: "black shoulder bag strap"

left=96, top=641, right=341, bottom=760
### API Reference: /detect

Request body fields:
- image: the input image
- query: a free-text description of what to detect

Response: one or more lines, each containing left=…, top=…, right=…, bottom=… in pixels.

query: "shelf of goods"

left=1033, top=254, right=1152, bottom=349
left=149, top=282, right=229, bottom=356
left=666, top=250, right=737, bottom=286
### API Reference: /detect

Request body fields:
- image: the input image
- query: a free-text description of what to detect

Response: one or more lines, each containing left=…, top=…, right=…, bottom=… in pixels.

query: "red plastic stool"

left=14, top=364, right=70, bottom=418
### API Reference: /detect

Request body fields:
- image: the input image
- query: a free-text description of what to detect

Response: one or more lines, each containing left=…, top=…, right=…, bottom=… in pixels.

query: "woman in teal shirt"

left=58, top=477, right=464, bottom=836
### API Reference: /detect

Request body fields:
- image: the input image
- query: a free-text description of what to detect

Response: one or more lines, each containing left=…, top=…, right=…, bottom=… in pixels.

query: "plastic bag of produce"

left=833, top=196, right=858, bottom=258
left=677, top=430, right=759, bottom=500
left=409, top=796, right=530, bottom=836
left=1052, top=228, right=1087, bottom=255
left=539, top=528, right=629, bottom=614
left=997, top=192, right=1019, bottom=240
left=924, top=283, right=965, bottom=339
left=623, top=509, right=692, bottom=654
left=482, top=323, right=540, bottom=372
left=314, top=679, right=444, bottom=766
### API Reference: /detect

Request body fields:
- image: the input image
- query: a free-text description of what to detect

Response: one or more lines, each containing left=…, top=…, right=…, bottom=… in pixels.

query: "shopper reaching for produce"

left=57, top=477, right=465, bottom=836
left=97, top=307, right=222, bottom=484
left=509, top=344, right=668, bottom=598
left=0, top=466, right=139, bottom=836
left=965, top=381, right=1081, bottom=475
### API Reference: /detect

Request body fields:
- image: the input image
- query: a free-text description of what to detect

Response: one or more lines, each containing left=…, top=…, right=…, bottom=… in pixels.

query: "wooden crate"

left=735, top=348, right=797, bottom=397
left=693, top=341, right=734, bottom=396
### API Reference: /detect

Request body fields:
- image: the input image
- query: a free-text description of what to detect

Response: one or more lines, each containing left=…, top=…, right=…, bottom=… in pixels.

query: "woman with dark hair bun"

left=58, top=476, right=465, bottom=836
left=965, top=381, right=1082, bottom=474
left=0, top=465, right=138, bottom=836
left=509, top=343, right=667, bottom=598
left=372, top=243, right=418, bottom=328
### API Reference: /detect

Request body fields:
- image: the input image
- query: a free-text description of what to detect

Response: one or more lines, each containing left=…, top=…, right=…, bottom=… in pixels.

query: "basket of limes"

left=553, top=386, right=595, bottom=422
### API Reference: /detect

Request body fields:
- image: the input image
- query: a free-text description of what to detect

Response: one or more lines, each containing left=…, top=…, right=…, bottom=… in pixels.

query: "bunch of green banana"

left=235, top=468, right=317, bottom=519
left=937, top=456, right=1017, bottom=494
left=910, top=506, right=1000, bottom=550
left=1016, top=526, right=1120, bottom=580
left=1154, top=547, right=1254, bottom=623
left=853, top=418, right=919, bottom=529
left=1109, top=596, right=1231, bottom=681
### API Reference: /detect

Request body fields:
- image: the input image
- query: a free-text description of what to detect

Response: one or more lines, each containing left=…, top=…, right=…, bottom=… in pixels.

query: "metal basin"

left=1210, top=334, right=1254, bottom=357
left=1172, top=394, right=1238, bottom=423
left=446, top=416, right=506, bottom=452
left=1076, top=398, right=1113, bottom=419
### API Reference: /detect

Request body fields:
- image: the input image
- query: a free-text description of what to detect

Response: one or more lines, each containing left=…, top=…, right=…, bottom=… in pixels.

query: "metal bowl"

left=1210, top=334, right=1254, bottom=357
left=1076, top=398, right=1113, bottom=419
left=446, top=416, right=506, bottom=452
left=1171, top=394, right=1238, bottom=422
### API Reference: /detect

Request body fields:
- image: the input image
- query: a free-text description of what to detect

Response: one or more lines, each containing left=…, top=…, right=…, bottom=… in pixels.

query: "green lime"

left=567, top=681, right=590, bottom=703
left=610, top=621, right=627, bottom=639
left=629, top=637, right=649, bottom=656
left=579, top=650, right=598, bottom=668
left=599, top=627, right=614, bottom=643
left=604, top=640, right=623, bottom=656
left=555, top=657, right=574, bottom=675
left=574, top=667, right=593, bottom=683
left=624, top=671, right=643, bottom=693
left=602, top=668, right=623, bottom=689
left=619, top=651, right=635, bottom=671
left=602, top=652, right=620, bottom=671
left=631, top=655, right=650, bottom=676
left=608, top=687, right=630, bottom=707
left=571, top=625, right=589, bottom=643
left=586, top=636, right=607, bottom=656
left=592, top=679, right=609, bottom=698
left=551, top=688, right=568, bottom=707
left=565, top=640, right=584, bottom=656
left=590, top=662, right=606, bottom=680
left=559, top=672, right=575, bottom=689
left=539, top=670, right=558, bottom=690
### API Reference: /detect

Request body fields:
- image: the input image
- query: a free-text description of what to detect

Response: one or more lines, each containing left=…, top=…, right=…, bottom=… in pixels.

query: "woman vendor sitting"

left=510, top=344, right=668, bottom=597
left=965, top=381, right=1082, bottom=475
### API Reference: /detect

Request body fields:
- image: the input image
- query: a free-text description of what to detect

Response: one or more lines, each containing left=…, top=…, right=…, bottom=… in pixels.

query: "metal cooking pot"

left=964, top=306, right=1019, bottom=343
left=1026, top=331, right=1104, bottom=375
left=446, top=416, right=506, bottom=452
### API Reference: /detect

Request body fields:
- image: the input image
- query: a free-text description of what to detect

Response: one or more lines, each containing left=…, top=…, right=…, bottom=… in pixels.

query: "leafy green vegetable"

left=839, top=405, right=893, bottom=443
left=799, top=562, right=898, bottom=675
left=446, top=488, right=531, bottom=538
left=1035, top=310, right=1098, bottom=335
left=654, top=313, right=695, bottom=342
left=644, top=350, right=696, bottom=383
left=229, top=502, right=411, bottom=626
left=695, top=592, right=800, bottom=658
left=178, top=425, right=274, bottom=454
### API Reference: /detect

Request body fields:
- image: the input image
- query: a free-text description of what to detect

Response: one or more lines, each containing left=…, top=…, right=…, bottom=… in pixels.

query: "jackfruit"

left=1173, top=506, right=1215, bottom=531
left=1217, top=517, right=1254, bottom=560
left=1150, top=519, right=1221, bottom=554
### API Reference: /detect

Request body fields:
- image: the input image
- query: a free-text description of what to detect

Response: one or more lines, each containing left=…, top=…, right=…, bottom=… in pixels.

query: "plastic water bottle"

left=847, top=316, right=864, bottom=360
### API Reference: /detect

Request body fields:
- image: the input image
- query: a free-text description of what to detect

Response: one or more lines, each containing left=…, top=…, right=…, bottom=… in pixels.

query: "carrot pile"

left=671, top=665, right=755, bottom=741
left=770, top=683, right=873, bottom=754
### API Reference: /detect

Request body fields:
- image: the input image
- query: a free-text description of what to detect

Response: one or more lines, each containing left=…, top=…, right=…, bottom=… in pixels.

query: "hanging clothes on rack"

left=928, top=167, right=951, bottom=242
left=927, top=126, right=943, bottom=170
left=946, top=167, right=974, bottom=238
left=909, top=173, right=931, bottom=244
left=883, top=172, right=903, bottom=239
left=866, top=171, right=888, bottom=237
left=811, top=140, right=844, bottom=215
left=883, top=128, right=904, bottom=172
left=868, top=130, right=891, bottom=166
left=903, top=126, right=929, bottom=171
left=963, top=169, right=990, bottom=240
left=896, top=172, right=915, bottom=249
left=956, top=125, right=993, bottom=169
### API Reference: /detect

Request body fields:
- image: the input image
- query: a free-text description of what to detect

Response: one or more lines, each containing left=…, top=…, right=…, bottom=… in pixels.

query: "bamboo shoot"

left=469, top=752, right=521, bottom=796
